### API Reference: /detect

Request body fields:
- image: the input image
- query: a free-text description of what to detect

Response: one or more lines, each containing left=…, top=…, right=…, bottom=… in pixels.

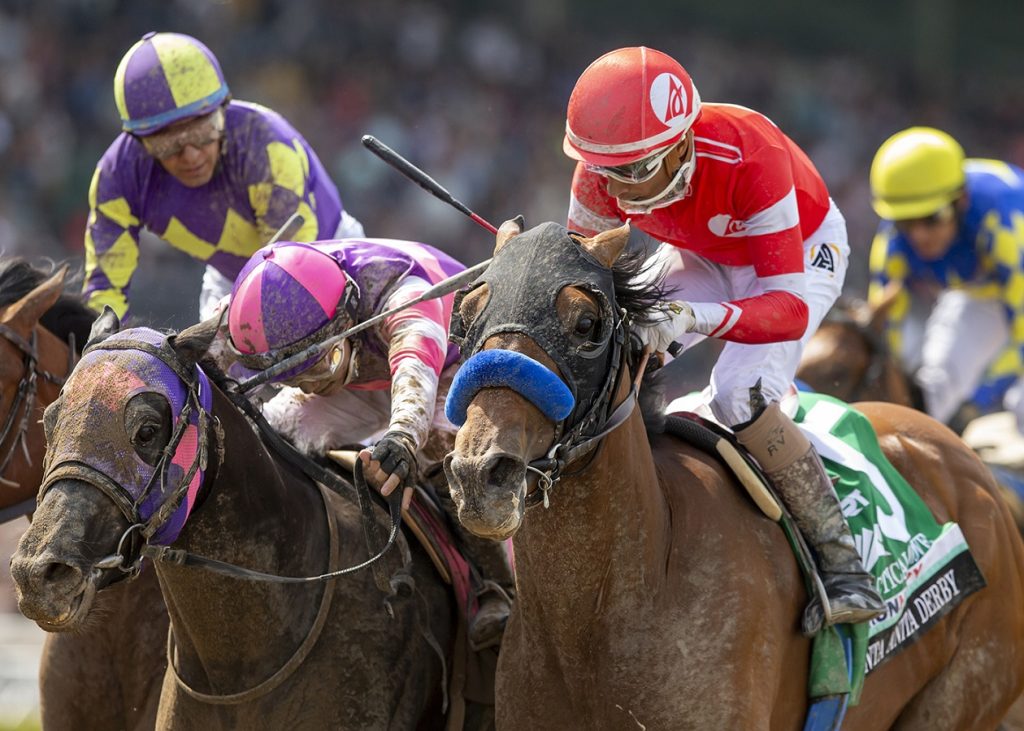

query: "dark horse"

left=0, top=259, right=167, bottom=730
left=444, top=220, right=1024, bottom=729
left=11, top=315, right=470, bottom=729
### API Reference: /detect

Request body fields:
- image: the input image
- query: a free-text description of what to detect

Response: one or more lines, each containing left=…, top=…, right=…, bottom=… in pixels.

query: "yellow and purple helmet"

left=114, top=32, right=230, bottom=137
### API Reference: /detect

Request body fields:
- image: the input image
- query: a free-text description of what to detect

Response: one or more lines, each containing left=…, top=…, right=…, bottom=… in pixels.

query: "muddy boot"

left=735, top=402, right=885, bottom=636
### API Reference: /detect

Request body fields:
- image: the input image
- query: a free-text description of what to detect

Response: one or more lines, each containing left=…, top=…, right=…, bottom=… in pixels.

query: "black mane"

left=0, top=258, right=96, bottom=352
left=611, top=248, right=667, bottom=327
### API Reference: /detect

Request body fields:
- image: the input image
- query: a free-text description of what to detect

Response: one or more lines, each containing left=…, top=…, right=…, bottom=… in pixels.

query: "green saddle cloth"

left=792, top=393, right=986, bottom=703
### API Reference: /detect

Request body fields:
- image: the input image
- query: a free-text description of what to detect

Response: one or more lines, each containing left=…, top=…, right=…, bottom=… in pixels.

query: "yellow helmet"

left=870, top=127, right=966, bottom=220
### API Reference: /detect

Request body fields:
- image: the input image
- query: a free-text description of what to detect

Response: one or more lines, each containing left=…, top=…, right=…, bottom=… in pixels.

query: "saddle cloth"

left=666, top=390, right=986, bottom=684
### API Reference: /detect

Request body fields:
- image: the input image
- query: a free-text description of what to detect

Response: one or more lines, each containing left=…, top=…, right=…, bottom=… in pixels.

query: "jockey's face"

left=895, top=203, right=959, bottom=262
left=603, top=136, right=689, bottom=203
left=142, top=111, right=224, bottom=188
left=283, top=339, right=351, bottom=397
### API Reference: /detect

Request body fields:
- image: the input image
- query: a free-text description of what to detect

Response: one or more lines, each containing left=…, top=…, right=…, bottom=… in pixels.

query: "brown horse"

left=0, top=259, right=167, bottom=730
left=444, top=220, right=1024, bottom=729
left=11, top=316, right=475, bottom=730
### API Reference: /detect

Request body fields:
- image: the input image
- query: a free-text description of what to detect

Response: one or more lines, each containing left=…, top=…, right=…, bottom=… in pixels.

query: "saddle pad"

left=794, top=392, right=987, bottom=674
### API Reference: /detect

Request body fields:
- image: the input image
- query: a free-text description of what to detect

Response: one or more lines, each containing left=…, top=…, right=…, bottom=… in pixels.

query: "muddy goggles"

left=140, top=108, right=226, bottom=160
left=585, top=144, right=677, bottom=185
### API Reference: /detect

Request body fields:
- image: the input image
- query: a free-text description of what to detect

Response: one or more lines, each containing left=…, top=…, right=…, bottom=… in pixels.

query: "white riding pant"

left=260, top=365, right=458, bottom=458
left=197, top=210, right=366, bottom=320
left=654, top=200, right=849, bottom=425
left=898, top=289, right=1024, bottom=429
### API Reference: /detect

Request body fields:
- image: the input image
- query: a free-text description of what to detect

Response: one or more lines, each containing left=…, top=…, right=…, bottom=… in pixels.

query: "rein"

left=166, top=480, right=342, bottom=704
left=0, top=322, right=74, bottom=493
left=523, top=334, right=638, bottom=509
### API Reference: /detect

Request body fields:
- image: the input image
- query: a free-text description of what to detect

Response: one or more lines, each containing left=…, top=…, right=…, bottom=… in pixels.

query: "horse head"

left=444, top=219, right=655, bottom=540
left=11, top=314, right=219, bottom=629
left=0, top=265, right=72, bottom=493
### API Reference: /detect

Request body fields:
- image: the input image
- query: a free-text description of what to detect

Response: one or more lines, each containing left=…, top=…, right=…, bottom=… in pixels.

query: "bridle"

left=40, top=330, right=403, bottom=588
left=40, top=334, right=217, bottom=580
left=0, top=322, right=73, bottom=490
left=448, top=222, right=640, bottom=510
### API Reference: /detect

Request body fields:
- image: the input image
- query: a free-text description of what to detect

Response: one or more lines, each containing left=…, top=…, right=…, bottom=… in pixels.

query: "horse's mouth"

left=32, top=574, right=99, bottom=631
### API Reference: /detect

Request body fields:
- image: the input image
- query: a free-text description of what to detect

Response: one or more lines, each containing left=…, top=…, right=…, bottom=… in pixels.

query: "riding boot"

left=422, top=459, right=515, bottom=650
left=734, top=401, right=885, bottom=636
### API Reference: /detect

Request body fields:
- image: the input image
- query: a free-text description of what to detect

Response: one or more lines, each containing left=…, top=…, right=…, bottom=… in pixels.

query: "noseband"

left=447, top=222, right=638, bottom=508
left=0, top=323, right=73, bottom=491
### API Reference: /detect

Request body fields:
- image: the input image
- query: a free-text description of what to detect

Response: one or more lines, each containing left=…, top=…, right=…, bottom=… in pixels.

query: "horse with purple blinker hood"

left=12, top=311, right=487, bottom=730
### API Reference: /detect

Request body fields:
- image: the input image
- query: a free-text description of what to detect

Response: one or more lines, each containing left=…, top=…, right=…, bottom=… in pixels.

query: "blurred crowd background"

left=0, top=0, right=1022, bottom=332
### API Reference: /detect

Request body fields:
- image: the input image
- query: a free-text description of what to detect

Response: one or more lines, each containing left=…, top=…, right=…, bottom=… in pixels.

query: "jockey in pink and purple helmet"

left=226, top=236, right=514, bottom=648
left=84, top=32, right=364, bottom=322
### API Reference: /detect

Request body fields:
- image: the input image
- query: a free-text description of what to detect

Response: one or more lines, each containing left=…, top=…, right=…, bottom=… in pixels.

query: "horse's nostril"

left=38, top=560, right=81, bottom=587
left=485, top=455, right=523, bottom=488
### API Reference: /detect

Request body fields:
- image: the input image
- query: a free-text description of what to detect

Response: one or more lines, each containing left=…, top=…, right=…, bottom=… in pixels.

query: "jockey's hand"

left=634, top=300, right=696, bottom=353
left=359, top=430, right=417, bottom=511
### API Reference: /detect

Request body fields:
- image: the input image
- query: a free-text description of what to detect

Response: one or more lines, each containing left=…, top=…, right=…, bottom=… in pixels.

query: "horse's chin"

left=457, top=501, right=524, bottom=541
left=20, top=572, right=100, bottom=632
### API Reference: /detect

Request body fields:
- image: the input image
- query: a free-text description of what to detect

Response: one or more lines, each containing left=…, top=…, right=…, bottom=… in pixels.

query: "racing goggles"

left=585, top=144, right=677, bottom=185
left=140, top=108, right=226, bottom=160
left=893, top=204, right=956, bottom=234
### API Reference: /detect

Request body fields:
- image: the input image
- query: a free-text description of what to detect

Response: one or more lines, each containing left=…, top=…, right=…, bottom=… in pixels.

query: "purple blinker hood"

left=41, top=328, right=213, bottom=545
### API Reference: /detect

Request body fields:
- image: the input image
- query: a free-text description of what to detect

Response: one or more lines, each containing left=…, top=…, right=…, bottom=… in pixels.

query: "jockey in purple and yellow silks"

left=225, top=238, right=514, bottom=649
left=84, top=32, right=363, bottom=321
left=869, top=127, right=1024, bottom=432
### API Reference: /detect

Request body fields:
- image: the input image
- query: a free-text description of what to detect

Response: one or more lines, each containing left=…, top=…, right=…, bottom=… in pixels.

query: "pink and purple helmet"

left=227, top=242, right=359, bottom=373
left=114, top=32, right=230, bottom=136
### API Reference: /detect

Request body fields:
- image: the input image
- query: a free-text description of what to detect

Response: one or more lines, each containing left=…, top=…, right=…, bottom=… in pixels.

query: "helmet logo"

left=650, top=73, right=689, bottom=126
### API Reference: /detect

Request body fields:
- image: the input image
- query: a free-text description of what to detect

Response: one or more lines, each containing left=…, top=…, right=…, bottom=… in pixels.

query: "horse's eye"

left=136, top=424, right=157, bottom=444
left=574, top=315, right=596, bottom=337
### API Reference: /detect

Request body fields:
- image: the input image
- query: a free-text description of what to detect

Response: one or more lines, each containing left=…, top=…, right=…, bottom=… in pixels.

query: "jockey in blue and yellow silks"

left=84, top=32, right=363, bottom=320
left=868, top=127, right=1024, bottom=431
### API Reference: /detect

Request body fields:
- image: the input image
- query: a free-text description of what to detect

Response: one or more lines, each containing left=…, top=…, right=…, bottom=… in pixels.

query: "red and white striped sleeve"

left=690, top=144, right=809, bottom=343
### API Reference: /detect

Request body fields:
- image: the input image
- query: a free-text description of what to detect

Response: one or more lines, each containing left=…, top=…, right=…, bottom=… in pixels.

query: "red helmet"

left=564, top=47, right=702, bottom=166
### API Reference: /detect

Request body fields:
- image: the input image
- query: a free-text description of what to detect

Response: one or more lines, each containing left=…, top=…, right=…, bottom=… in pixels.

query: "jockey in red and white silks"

left=563, top=46, right=881, bottom=635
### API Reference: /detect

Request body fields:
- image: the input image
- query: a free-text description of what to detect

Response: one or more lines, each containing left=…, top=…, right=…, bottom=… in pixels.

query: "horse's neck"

left=157, top=387, right=330, bottom=695
left=513, top=383, right=670, bottom=643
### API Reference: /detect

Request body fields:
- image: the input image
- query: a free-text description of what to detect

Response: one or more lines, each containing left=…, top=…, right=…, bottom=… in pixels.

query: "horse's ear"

left=173, top=314, right=220, bottom=367
left=573, top=223, right=631, bottom=268
left=1, top=265, right=68, bottom=333
left=85, top=305, right=120, bottom=348
left=866, top=282, right=902, bottom=334
left=493, top=216, right=525, bottom=255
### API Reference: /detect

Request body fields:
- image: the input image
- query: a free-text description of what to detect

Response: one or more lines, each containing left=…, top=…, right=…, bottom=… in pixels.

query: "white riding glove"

left=635, top=300, right=696, bottom=353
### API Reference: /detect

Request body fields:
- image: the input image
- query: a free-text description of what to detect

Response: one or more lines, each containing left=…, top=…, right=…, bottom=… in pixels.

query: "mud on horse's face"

left=11, top=315, right=216, bottom=629
left=444, top=220, right=631, bottom=540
